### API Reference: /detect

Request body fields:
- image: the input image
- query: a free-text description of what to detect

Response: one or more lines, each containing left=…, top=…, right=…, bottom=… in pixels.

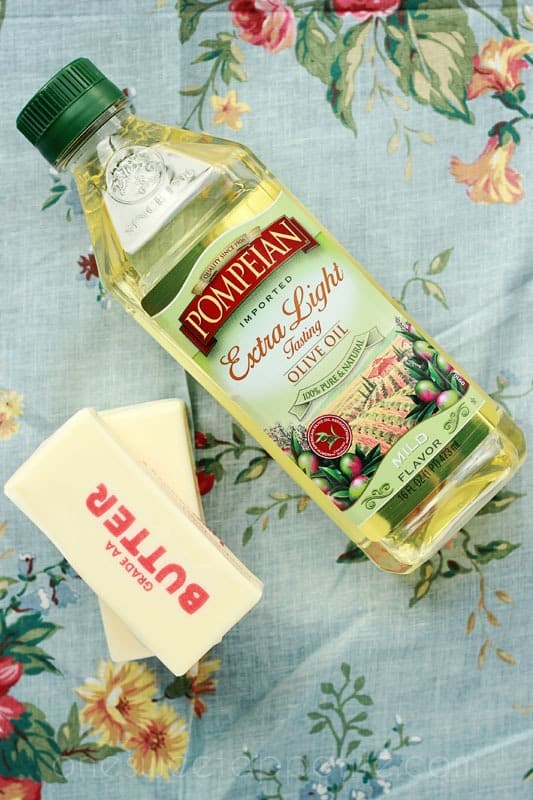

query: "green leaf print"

left=328, top=21, right=372, bottom=135
left=473, top=539, right=521, bottom=564
left=178, top=0, right=209, bottom=44
left=58, top=703, right=123, bottom=763
left=385, top=1, right=477, bottom=123
left=1, top=614, right=61, bottom=675
left=500, top=0, right=520, bottom=37
left=427, top=247, right=453, bottom=275
left=476, top=489, right=525, bottom=515
left=295, top=12, right=342, bottom=85
left=235, top=456, right=270, bottom=483
left=0, top=703, right=65, bottom=783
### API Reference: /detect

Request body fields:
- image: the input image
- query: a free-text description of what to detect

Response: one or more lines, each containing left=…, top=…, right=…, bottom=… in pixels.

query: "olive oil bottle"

left=17, top=59, right=526, bottom=574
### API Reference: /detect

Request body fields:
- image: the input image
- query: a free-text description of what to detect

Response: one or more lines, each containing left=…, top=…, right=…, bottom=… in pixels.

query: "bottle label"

left=153, top=191, right=485, bottom=534
left=104, top=145, right=213, bottom=254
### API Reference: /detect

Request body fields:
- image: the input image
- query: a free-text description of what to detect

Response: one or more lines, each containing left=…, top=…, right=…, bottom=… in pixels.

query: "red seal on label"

left=307, top=415, right=353, bottom=459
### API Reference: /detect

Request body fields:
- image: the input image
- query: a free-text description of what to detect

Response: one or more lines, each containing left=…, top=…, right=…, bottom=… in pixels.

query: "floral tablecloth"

left=1, top=1, right=532, bottom=798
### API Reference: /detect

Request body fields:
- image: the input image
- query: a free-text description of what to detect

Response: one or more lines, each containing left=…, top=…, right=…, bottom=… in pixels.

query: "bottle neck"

left=56, top=100, right=131, bottom=172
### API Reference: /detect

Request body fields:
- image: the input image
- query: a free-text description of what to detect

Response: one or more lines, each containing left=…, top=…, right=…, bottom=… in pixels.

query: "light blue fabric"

left=1, top=2, right=532, bottom=799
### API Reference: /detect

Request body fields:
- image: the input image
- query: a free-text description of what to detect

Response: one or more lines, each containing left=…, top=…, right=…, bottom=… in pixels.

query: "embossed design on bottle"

left=105, top=146, right=165, bottom=205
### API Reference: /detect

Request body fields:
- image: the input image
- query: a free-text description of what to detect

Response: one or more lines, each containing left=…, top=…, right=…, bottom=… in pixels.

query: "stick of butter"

left=4, top=408, right=263, bottom=675
left=99, top=399, right=205, bottom=663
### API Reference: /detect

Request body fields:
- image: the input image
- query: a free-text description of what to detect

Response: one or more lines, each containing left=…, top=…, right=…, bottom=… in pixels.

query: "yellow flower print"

left=210, top=91, right=251, bottom=130
left=0, top=389, right=24, bottom=442
left=189, top=657, right=221, bottom=718
left=74, top=660, right=158, bottom=746
left=0, top=416, right=19, bottom=442
left=0, top=390, right=24, bottom=420
left=450, top=135, right=524, bottom=205
left=126, top=703, right=188, bottom=780
left=468, top=38, right=533, bottom=100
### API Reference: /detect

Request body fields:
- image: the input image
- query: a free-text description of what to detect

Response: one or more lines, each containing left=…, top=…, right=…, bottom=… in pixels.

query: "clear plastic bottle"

left=17, top=59, right=526, bottom=574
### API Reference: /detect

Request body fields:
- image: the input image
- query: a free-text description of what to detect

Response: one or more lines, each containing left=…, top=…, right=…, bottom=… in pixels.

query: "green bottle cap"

left=16, top=58, right=125, bottom=164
